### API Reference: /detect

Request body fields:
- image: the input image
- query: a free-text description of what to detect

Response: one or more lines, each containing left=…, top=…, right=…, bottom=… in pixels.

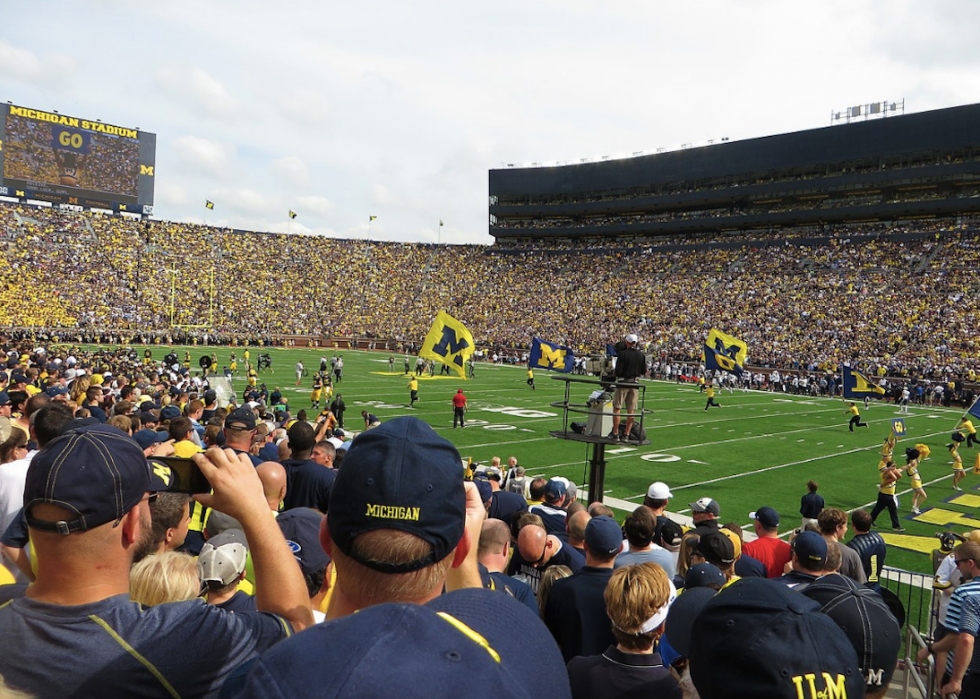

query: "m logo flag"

left=703, top=329, right=747, bottom=377
left=289, top=210, right=298, bottom=219
left=529, top=338, right=574, bottom=373
left=842, top=366, right=885, bottom=400
left=205, top=200, right=215, bottom=210
left=420, top=311, right=476, bottom=379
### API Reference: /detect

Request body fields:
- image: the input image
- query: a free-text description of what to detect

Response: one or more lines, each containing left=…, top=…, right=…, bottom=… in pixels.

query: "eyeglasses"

left=530, top=544, right=549, bottom=567
left=140, top=493, right=159, bottom=506
left=955, top=559, right=973, bottom=566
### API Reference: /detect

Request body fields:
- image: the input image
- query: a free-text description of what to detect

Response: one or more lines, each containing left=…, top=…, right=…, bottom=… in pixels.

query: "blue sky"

left=2, top=0, right=978, bottom=244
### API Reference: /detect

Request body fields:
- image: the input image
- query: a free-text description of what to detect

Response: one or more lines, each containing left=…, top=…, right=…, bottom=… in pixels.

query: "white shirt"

left=0, top=451, right=35, bottom=535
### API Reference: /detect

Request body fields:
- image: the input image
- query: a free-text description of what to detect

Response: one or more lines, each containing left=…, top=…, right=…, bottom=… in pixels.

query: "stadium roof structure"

left=489, top=102, right=980, bottom=241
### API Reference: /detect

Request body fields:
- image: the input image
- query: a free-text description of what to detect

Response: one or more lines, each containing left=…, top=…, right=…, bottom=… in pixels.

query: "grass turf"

left=96, top=343, right=975, bottom=575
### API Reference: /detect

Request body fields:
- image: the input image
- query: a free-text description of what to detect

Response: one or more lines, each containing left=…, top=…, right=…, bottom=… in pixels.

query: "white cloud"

left=170, top=136, right=236, bottom=180
left=0, top=40, right=74, bottom=87
left=155, top=66, right=239, bottom=119
left=295, top=195, right=334, bottom=217
left=271, top=156, right=310, bottom=189
left=155, top=182, right=189, bottom=208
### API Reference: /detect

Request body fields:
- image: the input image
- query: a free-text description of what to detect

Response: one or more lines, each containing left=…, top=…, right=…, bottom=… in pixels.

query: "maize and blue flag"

left=703, top=329, right=747, bottom=377
left=967, top=396, right=980, bottom=422
left=529, top=338, right=574, bottom=373
left=419, top=311, right=475, bottom=379
left=841, top=366, right=885, bottom=400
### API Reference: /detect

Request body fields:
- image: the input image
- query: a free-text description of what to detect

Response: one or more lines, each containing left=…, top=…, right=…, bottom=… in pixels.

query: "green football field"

left=110, top=344, right=978, bottom=575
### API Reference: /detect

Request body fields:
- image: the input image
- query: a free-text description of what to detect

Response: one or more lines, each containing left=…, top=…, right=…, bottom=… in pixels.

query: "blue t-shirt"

left=281, top=459, right=336, bottom=513
left=0, top=594, right=291, bottom=698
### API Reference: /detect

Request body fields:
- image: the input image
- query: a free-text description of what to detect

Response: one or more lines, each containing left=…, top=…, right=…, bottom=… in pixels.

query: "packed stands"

left=2, top=200, right=980, bottom=377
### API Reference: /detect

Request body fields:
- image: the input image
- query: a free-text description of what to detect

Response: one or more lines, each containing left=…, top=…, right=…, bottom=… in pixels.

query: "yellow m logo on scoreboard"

left=140, top=165, right=154, bottom=176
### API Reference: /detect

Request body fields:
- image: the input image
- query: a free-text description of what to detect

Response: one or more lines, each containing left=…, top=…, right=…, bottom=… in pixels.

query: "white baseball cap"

left=646, top=482, right=673, bottom=500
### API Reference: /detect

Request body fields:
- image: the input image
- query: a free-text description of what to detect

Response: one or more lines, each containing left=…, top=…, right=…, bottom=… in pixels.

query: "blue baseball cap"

left=689, top=577, right=862, bottom=699
left=543, top=479, right=566, bottom=503
left=327, top=417, right=465, bottom=574
left=584, top=515, right=623, bottom=556
left=242, top=588, right=571, bottom=699
left=24, top=424, right=156, bottom=534
left=133, top=428, right=169, bottom=450
left=277, top=508, right=330, bottom=576
left=792, top=531, right=828, bottom=567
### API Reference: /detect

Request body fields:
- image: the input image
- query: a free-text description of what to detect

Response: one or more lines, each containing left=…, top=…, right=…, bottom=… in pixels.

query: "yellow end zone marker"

left=950, top=494, right=980, bottom=508
left=910, top=507, right=980, bottom=530
left=880, top=532, right=944, bottom=556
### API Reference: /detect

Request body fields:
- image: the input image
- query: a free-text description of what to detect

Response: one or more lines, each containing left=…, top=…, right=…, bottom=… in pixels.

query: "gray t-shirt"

left=0, top=593, right=291, bottom=699
left=836, top=541, right=868, bottom=585
left=614, top=545, right=676, bottom=579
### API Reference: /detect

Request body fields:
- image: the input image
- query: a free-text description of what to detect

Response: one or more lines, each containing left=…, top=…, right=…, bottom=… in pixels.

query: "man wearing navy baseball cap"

left=321, top=416, right=485, bottom=618
left=0, top=424, right=313, bottom=698
left=544, top=515, right=624, bottom=662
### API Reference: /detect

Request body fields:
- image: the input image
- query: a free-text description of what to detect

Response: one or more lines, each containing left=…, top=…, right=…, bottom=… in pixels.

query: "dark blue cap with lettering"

left=327, top=416, right=465, bottom=574
left=689, top=577, right=863, bottom=699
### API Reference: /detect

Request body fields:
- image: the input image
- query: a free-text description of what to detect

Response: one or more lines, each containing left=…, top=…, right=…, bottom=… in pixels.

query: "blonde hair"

left=605, top=562, right=672, bottom=651
left=537, top=564, right=573, bottom=618
left=129, top=552, right=201, bottom=607
left=676, top=533, right=700, bottom=579
left=107, top=415, right=132, bottom=435
left=332, top=529, right=454, bottom=606
left=69, top=376, right=90, bottom=404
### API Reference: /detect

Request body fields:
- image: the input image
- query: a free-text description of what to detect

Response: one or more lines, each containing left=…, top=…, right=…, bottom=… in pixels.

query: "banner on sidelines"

left=842, top=366, right=885, bottom=400
left=703, top=329, right=747, bottom=377
left=529, top=338, right=574, bottom=373
left=419, top=311, right=475, bottom=379
left=891, top=419, right=906, bottom=437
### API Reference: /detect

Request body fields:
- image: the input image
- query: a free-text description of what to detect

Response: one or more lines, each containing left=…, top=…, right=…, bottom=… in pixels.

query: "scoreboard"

left=0, top=104, right=156, bottom=215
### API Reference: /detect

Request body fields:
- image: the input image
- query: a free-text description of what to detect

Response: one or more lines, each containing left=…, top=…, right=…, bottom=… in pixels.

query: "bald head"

left=567, top=510, right=591, bottom=545
left=256, top=461, right=287, bottom=511
left=517, top=524, right=548, bottom=563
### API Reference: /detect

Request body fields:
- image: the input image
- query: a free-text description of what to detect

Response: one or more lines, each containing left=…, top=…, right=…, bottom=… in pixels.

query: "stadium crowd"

left=0, top=336, right=928, bottom=696
left=3, top=202, right=980, bottom=383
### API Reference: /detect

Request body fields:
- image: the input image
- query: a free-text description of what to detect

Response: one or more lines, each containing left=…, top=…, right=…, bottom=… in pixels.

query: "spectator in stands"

left=0, top=424, right=312, bottom=696
left=280, top=421, right=334, bottom=513
left=477, top=518, right=537, bottom=614
left=817, top=508, right=867, bottom=585
left=511, top=522, right=585, bottom=593
left=918, top=541, right=980, bottom=699
left=802, top=574, right=901, bottom=698
left=848, top=508, right=887, bottom=590
left=530, top=478, right=569, bottom=536
left=615, top=506, right=675, bottom=578
left=565, top=562, right=680, bottom=699
left=689, top=497, right=721, bottom=535
left=544, top=515, right=623, bottom=662
left=143, top=492, right=191, bottom=559
left=129, top=551, right=201, bottom=607
left=779, top=531, right=827, bottom=591
left=686, top=577, right=863, bottom=699
left=199, top=529, right=256, bottom=612
left=320, top=417, right=483, bottom=617
left=742, top=506, right=791, bottom=578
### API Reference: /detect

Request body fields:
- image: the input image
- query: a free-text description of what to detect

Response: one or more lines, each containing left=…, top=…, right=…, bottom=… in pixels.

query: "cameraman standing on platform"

left=608, top=334, right=645, bottom=443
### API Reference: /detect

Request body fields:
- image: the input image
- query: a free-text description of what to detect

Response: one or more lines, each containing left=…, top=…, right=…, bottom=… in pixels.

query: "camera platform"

left=548, top=375, right=651, bottom=505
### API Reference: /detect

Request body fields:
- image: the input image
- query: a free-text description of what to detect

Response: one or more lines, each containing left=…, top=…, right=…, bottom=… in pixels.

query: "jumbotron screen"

left=0, top=104, right=156, bottom=213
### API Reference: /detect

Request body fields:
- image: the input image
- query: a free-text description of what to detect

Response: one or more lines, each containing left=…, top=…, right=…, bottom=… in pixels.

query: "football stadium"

left=2, top=11, right=980, bottom=696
